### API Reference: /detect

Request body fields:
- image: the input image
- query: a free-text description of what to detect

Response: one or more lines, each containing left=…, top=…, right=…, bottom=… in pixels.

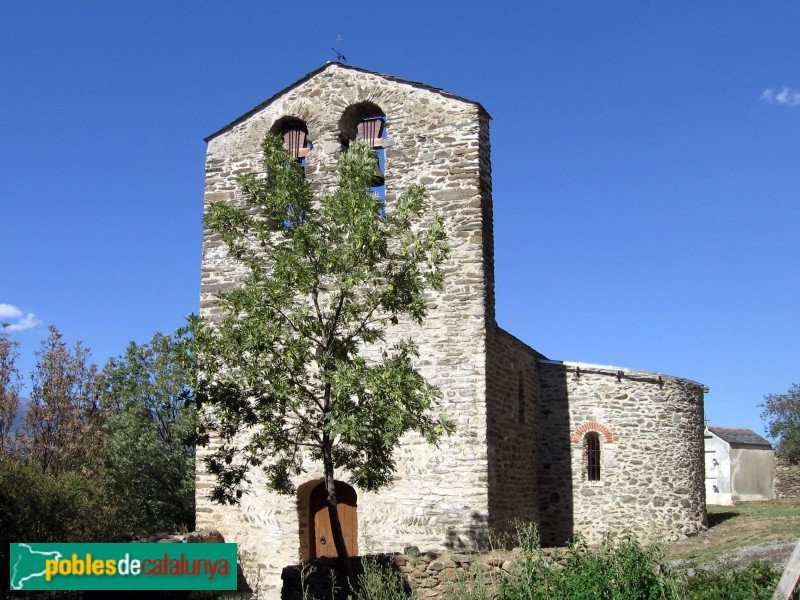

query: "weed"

left=511, top=520, right=540, bottom=553
left=354, top=557, right=414, bottom=600
left=301, top=563, right=316, bottom=600
left=680, top=561, right=780, bottom=600
left=445, top=569, right=492, bottom=600
left=460, top=531, right=680, bottom=599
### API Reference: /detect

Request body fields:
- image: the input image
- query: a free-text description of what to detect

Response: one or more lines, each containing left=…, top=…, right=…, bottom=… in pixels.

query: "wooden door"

left=309, top=482, right=358, bottom=558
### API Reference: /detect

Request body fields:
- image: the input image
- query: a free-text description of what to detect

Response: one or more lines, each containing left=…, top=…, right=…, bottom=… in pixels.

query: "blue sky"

left=2, top=2, right=798, bottom=438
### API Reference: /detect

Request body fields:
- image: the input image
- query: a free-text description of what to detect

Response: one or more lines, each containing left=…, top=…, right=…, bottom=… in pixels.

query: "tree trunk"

left=323, top=445, right=356, bottom=593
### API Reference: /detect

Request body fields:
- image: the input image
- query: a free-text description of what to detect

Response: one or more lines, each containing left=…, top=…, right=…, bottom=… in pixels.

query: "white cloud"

left=0, top=304, right=42, bottom=332
left=759, top=87, right=800, bottom=107
left=7, top=314, right=43, bottom=332
left=0, top=304, right=22, bottom=320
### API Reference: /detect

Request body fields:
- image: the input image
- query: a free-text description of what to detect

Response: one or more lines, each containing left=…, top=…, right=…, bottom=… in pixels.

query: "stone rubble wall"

left=774, top=453, right=800, bottom=498
left=536, top=361, right=707, bottom=545
left=485, top=327, right=544, bottom=535
left=198, top=64, right=495, bottom=596
left=280, top=549, right=548, bottom=600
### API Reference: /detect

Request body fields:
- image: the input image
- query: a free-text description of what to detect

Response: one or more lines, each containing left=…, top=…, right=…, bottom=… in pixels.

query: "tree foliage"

left=101, top=330, right=196, bottom=537
left=19, top=326, right=103, bottom=476
left=0, top=325, right=197, bottom=591
left=0, top=454, right=119, bottom=594
left=0, top=327, right=21, bottom=454
left=190, top=135, right=453, bottom=571
left=761, top=383, right=800, bottom=461
left=0, top=454, right=116, bottom=543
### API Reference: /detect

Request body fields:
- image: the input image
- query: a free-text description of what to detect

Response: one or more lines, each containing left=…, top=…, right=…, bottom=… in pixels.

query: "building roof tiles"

left=707, top=425, right=772, bottom=447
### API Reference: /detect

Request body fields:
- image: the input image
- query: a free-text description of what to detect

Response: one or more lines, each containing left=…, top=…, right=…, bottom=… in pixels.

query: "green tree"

left=0, top=327, right=21, bottom=454
left=190, top=135, right=452, bottom=582
left=19, top=326, right=103, bottom=476
left=101, top=330, right=195, bottom=537
left=761, top=383, right=800, bottom=461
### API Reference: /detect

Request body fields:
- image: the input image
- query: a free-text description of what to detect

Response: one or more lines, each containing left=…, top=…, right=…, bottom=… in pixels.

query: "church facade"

left=197, top=63, right=707, bottom=594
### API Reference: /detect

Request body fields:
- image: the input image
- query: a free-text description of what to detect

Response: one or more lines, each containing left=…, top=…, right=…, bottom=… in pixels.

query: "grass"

left=667, top=498, right=800, bottom=566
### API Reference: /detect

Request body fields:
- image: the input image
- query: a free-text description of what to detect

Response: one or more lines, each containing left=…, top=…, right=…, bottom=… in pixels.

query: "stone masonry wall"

left=485, top=327, right=544, bottom=536
left=198, top=64, right=495, bottom=596
left=537, top=361, right=707, bottom=545
left=774, top=453, right=800, bottom=498
left=281, top=549, right=551, bottom=600
left=534, top=362, right=573, bottom=545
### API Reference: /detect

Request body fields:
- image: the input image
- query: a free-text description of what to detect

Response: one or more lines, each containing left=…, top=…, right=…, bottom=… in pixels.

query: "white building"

left=705, top=426, right=774, bottom=505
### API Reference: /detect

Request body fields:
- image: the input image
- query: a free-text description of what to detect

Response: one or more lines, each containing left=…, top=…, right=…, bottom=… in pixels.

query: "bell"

left=282, top=123, right=310, bottom=159
left=357, top=118, right=385, bottom=148
left=370, top=159, right=385, bottom=187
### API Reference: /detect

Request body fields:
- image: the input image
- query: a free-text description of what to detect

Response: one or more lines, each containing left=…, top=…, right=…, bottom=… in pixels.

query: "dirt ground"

left=667, top=498, right=800, bottom=569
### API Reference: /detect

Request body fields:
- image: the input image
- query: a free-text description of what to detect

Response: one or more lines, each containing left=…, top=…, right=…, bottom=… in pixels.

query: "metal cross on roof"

left=332, top=35, right=348, bottom=63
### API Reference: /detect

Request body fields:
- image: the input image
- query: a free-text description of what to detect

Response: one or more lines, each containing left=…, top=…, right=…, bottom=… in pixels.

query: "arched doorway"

left=308, top=481, right=358, bottom=558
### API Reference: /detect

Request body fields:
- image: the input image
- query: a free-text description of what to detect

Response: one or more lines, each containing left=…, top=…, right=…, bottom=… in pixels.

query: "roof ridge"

left=205, top=62, right=489, bottom=142
left=707, top=426, right=772, bottom=446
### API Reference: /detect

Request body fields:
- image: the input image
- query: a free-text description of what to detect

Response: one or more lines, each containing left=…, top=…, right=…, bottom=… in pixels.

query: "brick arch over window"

left=570, top=422, right=619, bottom=444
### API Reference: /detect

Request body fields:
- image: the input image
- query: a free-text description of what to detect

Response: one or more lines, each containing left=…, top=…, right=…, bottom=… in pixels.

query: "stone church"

left=197, top=63, right=707, bottom=594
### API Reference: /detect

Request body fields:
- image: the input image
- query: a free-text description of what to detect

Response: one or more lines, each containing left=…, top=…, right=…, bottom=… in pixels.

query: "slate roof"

left=707, top=426, right=773, bottom=447
left=205, top=62, right=489, bottom=142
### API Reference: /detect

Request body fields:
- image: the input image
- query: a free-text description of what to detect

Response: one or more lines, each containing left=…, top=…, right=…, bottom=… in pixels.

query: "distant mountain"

left=9, top=396, right=29, bottom=434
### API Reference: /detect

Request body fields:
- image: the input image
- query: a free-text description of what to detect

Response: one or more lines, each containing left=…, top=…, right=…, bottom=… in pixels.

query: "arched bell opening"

left=270, top=116, right=312, bottom=164
left=339, top=102, right=387, bottom=192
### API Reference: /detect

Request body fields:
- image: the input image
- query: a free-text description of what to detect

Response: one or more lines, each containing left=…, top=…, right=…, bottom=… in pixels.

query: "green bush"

left=0, top=456, right=119, bottom=544
left=0, top=456, right=121, bottom=595
left=497, top=533, right=679, bottom=600
left=680, top=561, right=780, bottom=600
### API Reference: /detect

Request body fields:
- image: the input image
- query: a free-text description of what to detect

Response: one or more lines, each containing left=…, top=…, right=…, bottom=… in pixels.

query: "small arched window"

left=585, top=432, right=601, bottom=481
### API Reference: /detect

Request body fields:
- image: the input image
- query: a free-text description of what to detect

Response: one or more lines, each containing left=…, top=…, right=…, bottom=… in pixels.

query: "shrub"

left=497, top=533, right=679, bottom=600
left=355, top=557, right=415, bottom=600
left=679, top=561, right=780, bottom=600
left=0, top=456, right=120, bottom=594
